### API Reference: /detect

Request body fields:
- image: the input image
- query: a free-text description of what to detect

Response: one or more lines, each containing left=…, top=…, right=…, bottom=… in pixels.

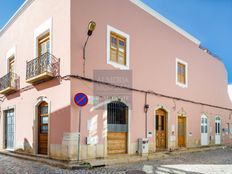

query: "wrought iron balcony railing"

left=0, top=72, right=19, bottom=95
left=26, top=52, right=60, bottom=84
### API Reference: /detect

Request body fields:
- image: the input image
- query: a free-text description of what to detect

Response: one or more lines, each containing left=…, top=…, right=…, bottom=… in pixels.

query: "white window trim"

left=176, top=58, right=188, bottom=88
left=107, top=25, right=130, bottom=70
left=33, top=17, right=52, bottom=58
left=5, top=46, right=16, bottom=73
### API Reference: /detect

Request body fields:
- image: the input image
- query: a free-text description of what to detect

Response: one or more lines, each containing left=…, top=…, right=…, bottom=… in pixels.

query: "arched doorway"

left=107, top=101, right=128, bottom=154
left=201, top=114, right=208, bottom=146
left=38, top=102, right=48, bottom=155
left=155, top=109, right=167, bottom=150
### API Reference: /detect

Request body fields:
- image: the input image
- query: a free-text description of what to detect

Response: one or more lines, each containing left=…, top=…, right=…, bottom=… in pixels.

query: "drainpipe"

left=144, top=92, right=149, bottom=138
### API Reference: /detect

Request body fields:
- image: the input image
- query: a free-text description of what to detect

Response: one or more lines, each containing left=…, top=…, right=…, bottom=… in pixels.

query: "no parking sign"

left=74, top=93, right=88, bottom=107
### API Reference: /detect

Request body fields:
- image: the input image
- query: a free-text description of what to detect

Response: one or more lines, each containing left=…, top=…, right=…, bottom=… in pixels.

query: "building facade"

left=0, top=0, right=232, bottom=160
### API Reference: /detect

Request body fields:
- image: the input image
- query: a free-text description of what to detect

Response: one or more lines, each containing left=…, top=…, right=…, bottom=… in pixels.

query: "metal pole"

left=77, top=108, right=82, bottom=161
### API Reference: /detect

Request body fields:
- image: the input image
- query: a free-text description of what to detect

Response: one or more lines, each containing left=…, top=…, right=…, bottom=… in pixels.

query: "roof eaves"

left=0, top=0, right=35, bottom=37
left=129, top=0, right=201, bottom=45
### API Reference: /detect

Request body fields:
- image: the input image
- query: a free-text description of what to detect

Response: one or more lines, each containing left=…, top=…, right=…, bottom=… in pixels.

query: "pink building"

left=0, top=0, right=232, bottom=160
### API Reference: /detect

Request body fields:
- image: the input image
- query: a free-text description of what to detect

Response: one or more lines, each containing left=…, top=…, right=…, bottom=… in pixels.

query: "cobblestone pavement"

left=0, top=148, right=232, bottom=174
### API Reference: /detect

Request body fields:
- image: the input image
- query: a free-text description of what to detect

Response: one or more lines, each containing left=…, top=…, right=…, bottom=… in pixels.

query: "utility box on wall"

left=138, top=138, right=149, bottom=156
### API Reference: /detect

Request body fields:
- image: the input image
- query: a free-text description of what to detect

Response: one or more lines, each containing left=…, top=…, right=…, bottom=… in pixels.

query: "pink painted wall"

left=70, top=0, right=232, bottom=148
left=0, top=0, right=71, bottom=149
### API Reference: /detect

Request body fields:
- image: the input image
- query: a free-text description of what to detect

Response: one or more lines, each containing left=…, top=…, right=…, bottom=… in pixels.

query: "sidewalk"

left=0, top=145, right=224, bottom=169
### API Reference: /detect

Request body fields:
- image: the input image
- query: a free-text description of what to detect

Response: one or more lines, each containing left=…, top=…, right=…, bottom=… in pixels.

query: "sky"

left=141, top=0, right=232, bottom=84
left=0, top=0, right=232, bottom=84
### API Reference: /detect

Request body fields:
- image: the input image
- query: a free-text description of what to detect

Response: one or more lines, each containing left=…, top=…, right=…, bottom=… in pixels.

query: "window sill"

left=107, top=60, right=129, bottom=70
left=176, top=82, right=188, bottom=88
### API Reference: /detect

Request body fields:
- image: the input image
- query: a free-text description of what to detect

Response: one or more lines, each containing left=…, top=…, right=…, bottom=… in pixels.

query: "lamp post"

left=83, top=21, right=96, bottom=77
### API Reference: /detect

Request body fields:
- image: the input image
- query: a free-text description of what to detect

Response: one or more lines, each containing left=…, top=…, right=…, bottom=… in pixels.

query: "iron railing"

left=0, top=72, right=18, bottom=92
left=26, top=52, right=60, bottom=80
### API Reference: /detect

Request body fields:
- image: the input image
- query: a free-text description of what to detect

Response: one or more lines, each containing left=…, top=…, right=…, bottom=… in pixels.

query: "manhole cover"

left=126, top=170, right=146, bottom=174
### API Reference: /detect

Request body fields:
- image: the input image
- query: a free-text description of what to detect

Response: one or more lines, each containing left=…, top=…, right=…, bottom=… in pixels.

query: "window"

left=176, top=58, right=188, bottom=88
left=38, top=33, right=50, bottom=56
left=107, top=25, right=130, bottom=69
left=110, top=32, right=126, bottom=65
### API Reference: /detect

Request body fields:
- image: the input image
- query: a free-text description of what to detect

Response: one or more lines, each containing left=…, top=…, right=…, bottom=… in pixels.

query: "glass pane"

left=111, top=36, right=117, bottom=48
left=41, top=117, right=48, bottom=124
left=156, top=115, right=159, bottom=130
left=205, top=126, right=207, bottom=133
left=40, top=106, right=48, bottom=115
left=201, top=126, right=204, bottom=133
left=218, top=124, right=220, bottom=133
left=161, top=116, right=164, bottom=131
left=119, top=40, right=125, bottom=52
left=40, top=125, right=48, bottom=133
left=215, top=123, right=217, bottom=133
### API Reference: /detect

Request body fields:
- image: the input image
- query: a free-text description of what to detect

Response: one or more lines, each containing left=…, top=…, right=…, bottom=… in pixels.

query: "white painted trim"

left=176, top=58, right=188, bottom=88
left=129, top=0, right=200, bottom=45
left=107, top=25, right=130, bottom=70
left=5, top=46, right=16, bottom=73
left=33, top=96, right=51, bottom=156
left=0, top=0, right=35, bottom=37
left=33, top=18, right=53, bottom=58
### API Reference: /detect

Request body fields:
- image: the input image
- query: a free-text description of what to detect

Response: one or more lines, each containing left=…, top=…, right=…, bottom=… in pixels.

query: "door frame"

left=1, top=106, right=16, bottom=151
left=33, top=96, right=51, bottom=156
left=200, top=113, right=208, bottom=146
left=177, top=115, right=187, bottom=148
left=154, top=105, right=170, bottom=151
left=215, top=115, right=221, bottom=145
left=104, top=98, right=131, bottom=156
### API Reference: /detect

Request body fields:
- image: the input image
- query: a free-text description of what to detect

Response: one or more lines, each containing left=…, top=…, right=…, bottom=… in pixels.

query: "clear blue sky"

left=0, top=0, right=232, bottom=84
left=141, top=0, right=232, bottom=84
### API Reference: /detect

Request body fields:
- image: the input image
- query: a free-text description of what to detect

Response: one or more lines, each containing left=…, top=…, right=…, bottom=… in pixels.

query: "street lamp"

left=83, top=21, right=96, bottom=77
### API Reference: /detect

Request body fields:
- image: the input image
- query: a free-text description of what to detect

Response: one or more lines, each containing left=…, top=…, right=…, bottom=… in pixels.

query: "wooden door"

left=38, top=102, right=48, bottom=155
left=107, top=132, right=127, bottom=154
left=156, top=109, right=166, bottom=150
left=107, top=102, right=128, bottom=155
left=178, top=116, right=186, bottom=147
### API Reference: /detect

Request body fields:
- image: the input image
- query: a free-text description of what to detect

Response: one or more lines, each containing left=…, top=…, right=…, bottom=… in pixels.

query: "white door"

left=201, top=115, right=208, bottom=146
left=215, top=117, right=221, bottom=144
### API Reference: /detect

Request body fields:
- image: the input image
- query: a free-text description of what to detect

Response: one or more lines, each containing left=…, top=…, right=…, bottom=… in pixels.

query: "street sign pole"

left=77, top=108, right=82, bottom=161
left=74, top=93, right=88, bottom=162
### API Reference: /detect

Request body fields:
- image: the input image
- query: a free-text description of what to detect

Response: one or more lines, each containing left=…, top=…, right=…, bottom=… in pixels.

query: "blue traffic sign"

left=74, top=93, right=88, bottom=107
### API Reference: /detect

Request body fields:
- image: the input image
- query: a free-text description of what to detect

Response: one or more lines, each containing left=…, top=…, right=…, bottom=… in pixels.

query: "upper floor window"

left=107, top=25, right=130, bottom=70
left=38, top=33, right=50, bottom=56
left=8, top=57, right=15, bottom=74
left=176, top=58, right=188, bottom=88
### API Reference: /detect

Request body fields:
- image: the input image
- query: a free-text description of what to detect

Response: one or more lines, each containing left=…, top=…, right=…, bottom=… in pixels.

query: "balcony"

left=26, top=52, right=60, bottom=84
left=0, top=72, right=19, bottom=95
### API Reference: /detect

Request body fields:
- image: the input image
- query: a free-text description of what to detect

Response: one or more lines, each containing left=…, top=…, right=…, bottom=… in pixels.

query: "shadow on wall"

left=50, top=105, right=71, bottom=145
left=15, top=138, right=33, bottom=154
left=34, top=77, right=61, bottom=91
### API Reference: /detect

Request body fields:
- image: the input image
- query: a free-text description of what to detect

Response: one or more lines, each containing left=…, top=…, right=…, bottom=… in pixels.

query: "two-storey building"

left=0, top=0, right=232, bottom=160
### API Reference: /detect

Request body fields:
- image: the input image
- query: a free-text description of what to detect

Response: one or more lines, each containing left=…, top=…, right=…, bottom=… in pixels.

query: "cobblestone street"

left=0, top=148, right=232, bottom=174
